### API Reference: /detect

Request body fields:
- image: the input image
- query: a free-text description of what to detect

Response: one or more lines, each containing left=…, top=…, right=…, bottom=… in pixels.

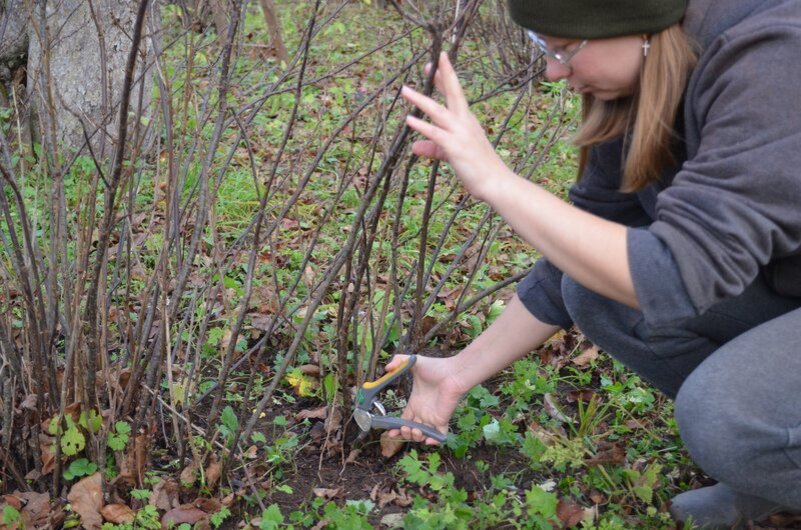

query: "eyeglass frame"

left=526, top=30, right=588, bottom=70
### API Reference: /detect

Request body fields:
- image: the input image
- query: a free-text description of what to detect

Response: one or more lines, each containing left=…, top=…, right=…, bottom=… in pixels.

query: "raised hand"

left=401, top=52, right=512, bottom=203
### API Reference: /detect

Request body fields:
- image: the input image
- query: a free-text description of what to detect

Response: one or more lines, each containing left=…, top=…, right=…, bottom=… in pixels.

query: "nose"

left=544, top=59, right=571, bottom=82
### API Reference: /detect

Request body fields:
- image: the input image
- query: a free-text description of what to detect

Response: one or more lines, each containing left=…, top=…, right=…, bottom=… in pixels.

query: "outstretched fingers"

left=405, top=115, right=446, bottom=146
left=401, top=85, right=453, bottom=131
left=434, top=52, right=469, bottom=115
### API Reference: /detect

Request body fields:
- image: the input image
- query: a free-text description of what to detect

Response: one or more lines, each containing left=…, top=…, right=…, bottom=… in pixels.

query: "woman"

left=386, top=0, right=801, bottom=527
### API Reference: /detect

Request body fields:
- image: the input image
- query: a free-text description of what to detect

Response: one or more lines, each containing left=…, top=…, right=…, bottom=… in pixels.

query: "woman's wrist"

left=481, top=164, right=525, bottom=209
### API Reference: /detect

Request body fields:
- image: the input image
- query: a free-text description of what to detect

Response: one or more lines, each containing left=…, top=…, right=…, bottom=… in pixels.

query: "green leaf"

left=251, top=432, right=267, bottom=444
left=210, top=506, right=231, bottom=529
left=2, top=506, right=21, bottom=525
left=115, top=421, right=132, bottom=435
left=48, top=416, right=60, bottom=435
left=633, top=485, right=653, bottom=504
left=108, top=422, right=131, bottom=451
left=482, top=420, right=501, bottom=443
left=62, top=422, right=86, bottom=456
left=525, top=484, right=558, bottom=520
left=259, top=504, right=284, bottom=529
left=131, top=488, right=151, bottom=500
left=221, top=406, right=239, bottom=433
left=79, top=410, right=103, bottom=433
left=63, top=458, right=98, bottom=480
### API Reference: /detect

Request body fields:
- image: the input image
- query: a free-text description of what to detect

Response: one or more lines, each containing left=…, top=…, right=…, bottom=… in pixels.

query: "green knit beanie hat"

left=507, top=0, right=687, bottom=39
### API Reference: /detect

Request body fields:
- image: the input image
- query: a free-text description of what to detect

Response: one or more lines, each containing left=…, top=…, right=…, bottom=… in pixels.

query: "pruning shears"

left=352, top=355, right=447, bottom=443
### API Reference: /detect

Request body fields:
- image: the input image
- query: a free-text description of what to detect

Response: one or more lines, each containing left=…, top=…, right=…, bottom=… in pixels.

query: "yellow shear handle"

left=362, top=358, right=411, bottom=389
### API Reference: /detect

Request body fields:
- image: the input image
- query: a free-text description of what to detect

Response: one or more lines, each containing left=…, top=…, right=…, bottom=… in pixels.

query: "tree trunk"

left=259, top=0, right=288, bottom=64
left=0, top=0, right=29, bottom=81
left=25, top=0, right=154, bottom=156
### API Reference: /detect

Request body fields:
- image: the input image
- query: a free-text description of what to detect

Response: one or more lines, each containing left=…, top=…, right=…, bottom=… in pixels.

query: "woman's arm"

left=386, top=294, right=560, bottom=444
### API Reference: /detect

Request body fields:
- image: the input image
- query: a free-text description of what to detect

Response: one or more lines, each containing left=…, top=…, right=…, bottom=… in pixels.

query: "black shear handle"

left=370, top=415, right=448, bottom=443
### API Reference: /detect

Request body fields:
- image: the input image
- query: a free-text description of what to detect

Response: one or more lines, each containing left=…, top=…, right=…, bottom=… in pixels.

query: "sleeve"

left=629, top=24, right=801, bottom=325
left=518, top=139, right=652, bottom=328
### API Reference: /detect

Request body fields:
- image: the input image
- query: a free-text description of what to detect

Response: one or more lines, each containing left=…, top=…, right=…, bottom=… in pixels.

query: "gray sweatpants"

left=559, top=275, right=801, bottom=509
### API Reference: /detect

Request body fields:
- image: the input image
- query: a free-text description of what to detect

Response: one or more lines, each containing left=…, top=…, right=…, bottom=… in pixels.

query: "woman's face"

left=540, top=34, right=644, bottom=101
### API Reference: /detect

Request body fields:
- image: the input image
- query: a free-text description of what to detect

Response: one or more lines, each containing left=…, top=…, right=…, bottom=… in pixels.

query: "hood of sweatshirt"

left=684, top=0, right=796, bottom=50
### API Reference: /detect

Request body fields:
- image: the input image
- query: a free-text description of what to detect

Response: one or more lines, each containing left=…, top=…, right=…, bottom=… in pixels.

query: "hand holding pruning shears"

left=353, top=355, right=464, bottom=445
left=401, top=52, right=512, bottom=204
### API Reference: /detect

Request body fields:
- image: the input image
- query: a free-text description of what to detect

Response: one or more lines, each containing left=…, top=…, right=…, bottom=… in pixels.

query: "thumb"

left=385, top=354, right=410, bottom=372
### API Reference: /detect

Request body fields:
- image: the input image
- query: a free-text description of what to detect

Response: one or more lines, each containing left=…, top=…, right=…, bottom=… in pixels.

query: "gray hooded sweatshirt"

left=518, top=0, right=801, bottom=328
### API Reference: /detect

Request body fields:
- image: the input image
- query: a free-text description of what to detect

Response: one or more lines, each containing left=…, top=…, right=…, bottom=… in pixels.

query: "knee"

left=675, top=368, right=755, bottom=486
left=561, top=275, right=634, bottom=345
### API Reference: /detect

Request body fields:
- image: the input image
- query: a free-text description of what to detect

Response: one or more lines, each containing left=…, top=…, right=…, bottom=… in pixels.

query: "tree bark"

left=0, top=0, right=29, bottom=81
left=258, top=0, right=288, bottom=64
left=25, top=0, right=154, bottom=156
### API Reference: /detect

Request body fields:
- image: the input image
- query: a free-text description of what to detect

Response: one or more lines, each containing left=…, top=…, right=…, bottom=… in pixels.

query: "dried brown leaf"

left=67, top=472, right=104, bottom=530
left=180, top=462, right=198, bottom=485
left=38, top=434, right=56, bottom=476
left=14, top=491, right=51, bottom=527
left=572, top=345, right=600, bottom=367
left=345, top=448, right=361, bottom=464
left=588, top=490, right=607, bottom=504
left=377, top=490, right=401, bottom=509
left=24, top=469, right=41, bottom=481
left=3, top=494, right=23, bottom=510
left=380, top=431, right=404, bottom=459
left=393, top=487, right=414, bottom=507
left=100, top=503, right=135, bottom=524
left=161, top=505, right=209, bottom=526
left=543, top=393, right=572, bottom=424
left=299, top=364, right=321, bottom=377
left=324, top=407, right=342, bottom=432
left=19, top=393, right=37, bottom=411
left=312, top=488, right=342, bottom=500
left=149, top=478, right=180, bottom=511
left=586, top=442, right=626, bottom=466
left=205, top=457, right=222, bottom=490
left=296, top=406, right=327, bottom=421
left=557, top=498, right=586, bottom=527
left=221, top=493, right=235, bottom=507
left=194, top=497, right=222, bottom=513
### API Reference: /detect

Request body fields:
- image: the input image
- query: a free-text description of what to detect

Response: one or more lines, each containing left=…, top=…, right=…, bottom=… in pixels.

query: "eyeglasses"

left=527, top=30, right=587, bottom=71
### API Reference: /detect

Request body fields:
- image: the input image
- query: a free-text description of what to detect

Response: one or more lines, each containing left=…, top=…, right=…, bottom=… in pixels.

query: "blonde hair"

left=573, top=24, right=698, bottom=191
